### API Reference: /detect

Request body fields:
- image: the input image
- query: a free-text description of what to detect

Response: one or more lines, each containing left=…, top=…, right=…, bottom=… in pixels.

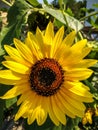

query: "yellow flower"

left=95, top=107, right=98, bottom=116
left=82, top=108, right=94, bottom=125
left=0, top=22, right=97, bottom=126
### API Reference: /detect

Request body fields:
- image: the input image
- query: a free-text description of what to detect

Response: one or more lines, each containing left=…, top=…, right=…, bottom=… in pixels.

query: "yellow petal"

left=64, top=68, right=93, bottom=81
left=61, top=47, right=92, bottom=67
left=63, top=86, right=93, bottom=102
left=62, top=31, right=76, bottom=46
left=71, top=39, right=87, bottom=51
left=15, top=93, right=34, bottom=121
left=69, top=86, right=93, bottom=98
left=15, top=101, right=30, bottom=121
left=25, top=32, right=43, bottom=60
left=51, top=95, right=66, bottom=125
left=4, top=56, right=14, bottom=61
left=0, top=70, right=28, bottom=85
left=1, top=86, right=20, bottom=99
left=34, top=106, right=47, bottom=126
left=36, top=27, right=45, bottom=57
left=60, top=88, right=86, bottom=111
left=44, top=22, right=54, bottom=44
left=80, top=47, right=92, bottom=59
left=27, top=110, right=35, bottom=125
left=27, top=95, right=47, bottom=125
left=2, top=61, right=30, bottom=74
left=0, top=70, right=22, bottom=80
left=64, top=81, right=93, bottom=100
left=50, top=26, right=64, bottom=57
left=44, top=22, right=54, bottom=58
left=14, top=38, right=34, bottom=64
left=58, top=90, right=84, bottom=117
left=17, top=91, right=33, bottom=105
left=1, top=82, right=30, bottom=99
left=54, top=31, right=76, bottom=60
left=47, top=97, right=60, bottom=126
left=56, top=92, right=75, bottom=118
left=4, top=45, right=31, bottom=67
left=74, top=59, right=97, bottom=68
left=65, top=59, right=97, bottom=69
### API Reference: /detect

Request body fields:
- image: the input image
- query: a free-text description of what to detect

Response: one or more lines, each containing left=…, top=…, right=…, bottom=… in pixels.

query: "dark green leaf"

left=0, top=99, right=5, bottom=126
left=6, top=97, right=17, bottom=108
left=52, top=124, right=62, bottom=130
left=64, top=117, right=81, bottom=130
left=0, top=45, right=5, bottom=56
left=64, top=118, right=74, bottom=130
left=84, top=80, right=97, bottom=93
left=26, top=0, right=39, bottom=6
left=0, top=24, right=20, bottom=45
left=43, top=0, right=49, bottom=5
left=43, top=4, right=83, bottom=31
left=0, top=85, right=11, bottom=126
left=7, top=0, right=29, bottom=26
left=0, top=0, right=29, bottom=45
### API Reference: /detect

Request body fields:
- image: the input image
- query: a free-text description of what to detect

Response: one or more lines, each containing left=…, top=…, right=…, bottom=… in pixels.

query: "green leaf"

left=84, top=80, right=97, bottom=93
left=58, top=0, right=63, bottom=8
left=52, top=124, right=62, bottom=130
left=64, top=118, right=74, bottom=130
left=42, top=4, right=83, bottom=31
left=0, top=45, right=5, bottom=56
left=64, top=117, right=81, bottom=130
left=0, top=0, right=29, bottom=45
left=6, top=97, right=17, bottom=108
left=0, top=85, right=11, bottom=126
left=94, top=93, right=98, bottom=100
left=0, top=24, right=20, bottom=45
left=26, top=0, right=40, bottom=6
left=43, top=0, right=49, bottom=5
left=93, top=3, right=98, bottom=8
left=0, top=99, right=5, bottom=126
left=54, top=19, right=64, bottom=28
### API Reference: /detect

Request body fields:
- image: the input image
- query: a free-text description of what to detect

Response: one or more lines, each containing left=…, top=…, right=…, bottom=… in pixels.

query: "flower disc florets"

left=30, top=58, right=64, bottom=96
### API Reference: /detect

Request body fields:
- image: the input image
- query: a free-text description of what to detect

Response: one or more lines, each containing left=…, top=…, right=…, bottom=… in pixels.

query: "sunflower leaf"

left=0, top=45, right=5, bottom=56
left=0, top=99, right=4, bottom=126
left=42, top=4, right=83, bottom=31
left=0, top=85, right=11, bottom=126
left=6, top=97, right=17, bottom=108
left=52, top=124, right=62, bottom=130
left=26, top=0, right=40, bottom=6
left=0, top=0, right=29, bottom=45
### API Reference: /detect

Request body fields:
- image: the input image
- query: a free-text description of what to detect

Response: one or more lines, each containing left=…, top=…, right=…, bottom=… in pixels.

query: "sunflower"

left=0, top=22, right=97, bottom=126
left=82, top=108, right=94, bottom=125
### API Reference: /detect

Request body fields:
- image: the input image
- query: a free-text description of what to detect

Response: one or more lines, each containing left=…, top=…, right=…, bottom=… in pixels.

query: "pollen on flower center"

left=30, top=58, right=64, bottom=96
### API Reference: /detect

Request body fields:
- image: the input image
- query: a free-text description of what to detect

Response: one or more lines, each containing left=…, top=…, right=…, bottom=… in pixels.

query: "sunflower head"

left=0, top=22, right=97, bottom=126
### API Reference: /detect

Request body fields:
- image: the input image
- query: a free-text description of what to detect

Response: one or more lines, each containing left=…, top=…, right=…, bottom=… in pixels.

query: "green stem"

left=62, top=11, right=68, bottom=26
left=80, top=11, right=98, bottom=21
left=1, top=0, right=12, bottom=6
left=78, top=31, right=83, bottom=40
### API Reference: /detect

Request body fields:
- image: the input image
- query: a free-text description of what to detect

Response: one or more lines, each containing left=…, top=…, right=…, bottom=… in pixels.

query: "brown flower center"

left=30, top=58, right=64, bottom=96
